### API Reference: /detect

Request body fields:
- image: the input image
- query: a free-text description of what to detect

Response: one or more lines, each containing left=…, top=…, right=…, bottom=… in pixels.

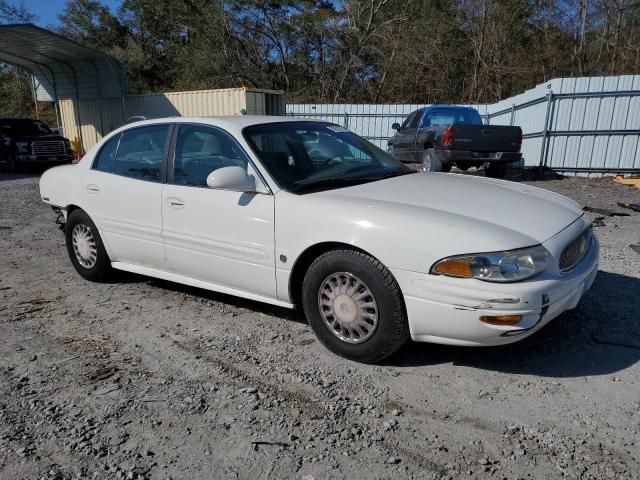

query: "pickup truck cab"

left=0, top=117, right=74, bottom=172
left=388, top=105, right=523, bottom=178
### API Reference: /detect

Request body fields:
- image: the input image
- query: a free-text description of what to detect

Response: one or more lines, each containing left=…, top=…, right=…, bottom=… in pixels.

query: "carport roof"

left=0, top=23, right=125, bottom=101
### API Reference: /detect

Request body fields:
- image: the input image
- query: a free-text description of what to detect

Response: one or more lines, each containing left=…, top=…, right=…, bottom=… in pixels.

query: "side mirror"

left=206, top=166, right=257, bottom=192
left=392, top=123, right=401, bottom=131
left=52, top=128, right=60, bottom=134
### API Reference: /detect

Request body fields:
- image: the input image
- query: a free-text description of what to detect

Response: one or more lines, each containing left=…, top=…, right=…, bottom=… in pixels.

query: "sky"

left=15, top=0, right=120, bottom=27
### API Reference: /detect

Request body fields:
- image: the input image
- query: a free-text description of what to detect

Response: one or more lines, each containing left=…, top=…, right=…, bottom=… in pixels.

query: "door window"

left=93, top=134, right=121, bottom=172
left=399, top=111, right=417, bottom=131
left=112, top=125, right=169, bottom=182
left=173, top=125, right=247, bottom=187
left=409, top=109, right=424, bottom=128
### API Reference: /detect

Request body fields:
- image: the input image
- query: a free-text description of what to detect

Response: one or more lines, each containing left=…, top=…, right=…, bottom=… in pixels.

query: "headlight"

left=16, top=141, right=31, bottom=153
left=431, top=245, right=550, bottom=282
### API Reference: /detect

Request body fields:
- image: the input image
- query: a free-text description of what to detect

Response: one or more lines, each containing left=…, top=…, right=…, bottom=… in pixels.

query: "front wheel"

left=65, top=209, right=112, bottom=281
left=302, top=249, right=409, bottom=363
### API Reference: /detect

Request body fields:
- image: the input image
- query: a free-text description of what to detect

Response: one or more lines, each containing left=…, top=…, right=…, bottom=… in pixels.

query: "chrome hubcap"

left=422, top=152, right=432, bottom=172
left=318, top=272, right=378, bottom=344
left=72, top=223, right=97, bottom=269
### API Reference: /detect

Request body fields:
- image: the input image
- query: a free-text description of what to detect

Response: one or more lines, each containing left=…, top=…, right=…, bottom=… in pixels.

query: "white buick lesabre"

left=40, top=116, right=598, bottom=363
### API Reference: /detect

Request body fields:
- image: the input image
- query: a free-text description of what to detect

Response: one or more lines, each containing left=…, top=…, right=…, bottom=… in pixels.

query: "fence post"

left=343, top=112, right=350, bottom=129
left=509, top=103, right=515, bottom=126
left=538, top=91, right=554, bottom=173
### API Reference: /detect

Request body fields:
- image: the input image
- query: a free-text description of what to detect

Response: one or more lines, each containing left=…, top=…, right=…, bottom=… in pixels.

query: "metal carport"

left=0, top=23, right=125, bottom=148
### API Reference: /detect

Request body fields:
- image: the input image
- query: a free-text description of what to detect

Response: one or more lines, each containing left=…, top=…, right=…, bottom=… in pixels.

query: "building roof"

left=0, top=23, right=124, bottom=101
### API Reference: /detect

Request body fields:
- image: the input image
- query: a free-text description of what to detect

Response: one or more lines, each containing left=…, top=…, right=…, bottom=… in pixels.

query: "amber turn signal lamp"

left=480, top=315, right=523, bottom=326
left=432, top=258, right=473, bottom=278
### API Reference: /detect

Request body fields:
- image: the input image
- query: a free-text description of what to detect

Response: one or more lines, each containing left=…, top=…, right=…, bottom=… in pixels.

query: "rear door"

left=83, top=124, right=171, bottom=268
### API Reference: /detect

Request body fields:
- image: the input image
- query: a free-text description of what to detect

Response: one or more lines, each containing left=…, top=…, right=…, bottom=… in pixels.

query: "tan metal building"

left=59, top=87, right=285, bottom=151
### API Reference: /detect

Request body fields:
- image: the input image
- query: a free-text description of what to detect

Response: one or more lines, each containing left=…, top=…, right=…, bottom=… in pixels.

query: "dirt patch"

left=1, top=172, right=639, bottom=479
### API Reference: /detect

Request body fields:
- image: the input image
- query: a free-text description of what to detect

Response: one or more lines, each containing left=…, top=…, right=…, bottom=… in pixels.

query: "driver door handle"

left=167, top=197, right=185, bottom=208
left=86, top=184, right=100, bottom=193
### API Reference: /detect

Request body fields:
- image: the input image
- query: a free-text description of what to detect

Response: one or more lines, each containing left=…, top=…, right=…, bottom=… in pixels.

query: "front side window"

left=400, top=111, right=417, bottom=130
left=93, top=134, right=120, bottom=172
left=113, top=125, right=169, bottom=182
left=244, top=122, right=412, bottom=194
left=173, top=125, right=247, bottom=187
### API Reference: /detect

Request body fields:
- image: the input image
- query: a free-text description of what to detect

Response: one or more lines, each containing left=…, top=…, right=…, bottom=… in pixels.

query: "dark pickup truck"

left=388, top=105, right=522, bottom=178
left=0, top=117, right=74, bottom=172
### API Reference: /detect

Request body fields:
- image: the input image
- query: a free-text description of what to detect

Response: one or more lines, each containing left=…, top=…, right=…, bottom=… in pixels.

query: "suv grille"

left=559, top=227, right=592, bottom=272
left=33, top=140, right=66, bottom=156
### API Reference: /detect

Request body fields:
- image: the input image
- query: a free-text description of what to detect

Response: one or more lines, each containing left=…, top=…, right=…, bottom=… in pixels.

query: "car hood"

left=317, top=172, right=583, bottom=246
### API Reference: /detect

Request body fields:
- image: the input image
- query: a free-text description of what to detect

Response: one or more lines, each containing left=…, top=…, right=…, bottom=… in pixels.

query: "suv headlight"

left=431, top=245, right=550, bottom=282
left=16, top=141, right=31, bottom=153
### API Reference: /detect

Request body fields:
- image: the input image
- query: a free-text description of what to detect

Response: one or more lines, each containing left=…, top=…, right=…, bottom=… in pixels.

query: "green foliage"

left=3, top=0, right=640, bottom=112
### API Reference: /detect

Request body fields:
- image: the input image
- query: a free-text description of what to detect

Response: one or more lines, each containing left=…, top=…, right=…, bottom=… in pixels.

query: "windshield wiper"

left=291, top=177, right=371, bottom=193
left=291, top=170, right=415, bottom=194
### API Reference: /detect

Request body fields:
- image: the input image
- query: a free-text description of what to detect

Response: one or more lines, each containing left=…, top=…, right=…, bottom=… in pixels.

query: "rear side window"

left=93, top=134, right=120, bottom=172
left=113, top=125, right=169, bottom=182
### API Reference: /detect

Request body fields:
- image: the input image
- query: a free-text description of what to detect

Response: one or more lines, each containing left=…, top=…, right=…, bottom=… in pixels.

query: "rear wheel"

left=422, top=148, right=442, bottom=173
left=65, top=209, right=112, bottom=281
left=485, top=162, right=507, bottom=179
left=302, top=249, right=409, bottom=363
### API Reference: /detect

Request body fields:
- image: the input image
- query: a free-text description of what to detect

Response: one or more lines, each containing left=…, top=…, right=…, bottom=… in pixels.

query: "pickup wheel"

left=422, top=148, right=442, bottom=173
left=485, top=163, right=507, bottom=179
left=302, top=249, right=409, bottom=363
left=1, top=155, right=17, bottom=173
left=65, top=209, right=112, bottom=282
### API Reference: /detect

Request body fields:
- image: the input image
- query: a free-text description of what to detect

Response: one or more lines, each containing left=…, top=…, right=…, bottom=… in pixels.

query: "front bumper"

left=393, top=216, right=599, bottom=346
left=16, top=153, right=74, bottom=163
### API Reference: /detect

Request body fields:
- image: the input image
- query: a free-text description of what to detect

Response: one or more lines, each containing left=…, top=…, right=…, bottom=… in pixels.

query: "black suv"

left=0, top=117, right=74, bottom=171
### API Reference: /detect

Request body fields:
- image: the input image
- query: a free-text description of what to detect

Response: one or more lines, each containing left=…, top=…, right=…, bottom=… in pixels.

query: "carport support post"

left=343, top=112, right=350, bottom=129
left=538, top=91, right=554, bottom=174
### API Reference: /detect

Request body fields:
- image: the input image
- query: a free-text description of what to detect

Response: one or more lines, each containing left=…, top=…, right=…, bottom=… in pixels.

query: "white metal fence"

left=287, top=75, right=640, bottom=173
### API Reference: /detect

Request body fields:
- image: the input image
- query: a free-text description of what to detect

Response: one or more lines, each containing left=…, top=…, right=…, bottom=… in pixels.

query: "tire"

left=485, top=162, right=507, bottom=179
left=301, top=248, right=409, bottom=363
left=0, top=155, right=17, bottom=173
left=65, top=209, right=112, bottom=281
left=421, top=148, right=442, bottom=173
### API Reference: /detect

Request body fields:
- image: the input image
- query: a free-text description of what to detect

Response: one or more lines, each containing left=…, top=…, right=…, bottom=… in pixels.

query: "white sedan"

left=39, top=116, right=599, bottom=363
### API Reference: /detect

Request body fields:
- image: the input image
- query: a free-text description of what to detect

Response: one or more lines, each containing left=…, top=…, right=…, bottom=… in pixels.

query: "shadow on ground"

left=113, top=268, right=639, bottom=378
left=386, top=270, right=640, bottom=377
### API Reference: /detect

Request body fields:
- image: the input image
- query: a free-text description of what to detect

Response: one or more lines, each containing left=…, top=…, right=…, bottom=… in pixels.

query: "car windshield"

left=0, top=119, right=53, bottom=135
left=243, top=122, right=413, bottom=193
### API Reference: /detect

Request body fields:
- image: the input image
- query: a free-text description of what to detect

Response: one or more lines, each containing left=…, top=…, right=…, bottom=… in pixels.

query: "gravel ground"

left=1, top=170, right=639, bottom=480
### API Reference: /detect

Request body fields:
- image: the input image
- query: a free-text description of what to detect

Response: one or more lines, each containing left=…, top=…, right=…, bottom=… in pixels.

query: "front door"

left=392, top=110, right=419, bottom=162
left=161, top=123, right=276, bottom=298
left=83, top=124, right=171, bottom=267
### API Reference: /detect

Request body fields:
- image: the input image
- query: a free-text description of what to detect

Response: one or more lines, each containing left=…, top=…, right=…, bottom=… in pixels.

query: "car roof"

left=123, top=115, right=329, bottom=130
left=425, top=105, right=478, bottom=111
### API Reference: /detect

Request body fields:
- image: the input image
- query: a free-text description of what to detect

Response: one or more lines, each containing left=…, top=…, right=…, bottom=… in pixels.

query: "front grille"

left=559, top=227, right=592, bottom=272
left=32, top=141, right=66, bottom=156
